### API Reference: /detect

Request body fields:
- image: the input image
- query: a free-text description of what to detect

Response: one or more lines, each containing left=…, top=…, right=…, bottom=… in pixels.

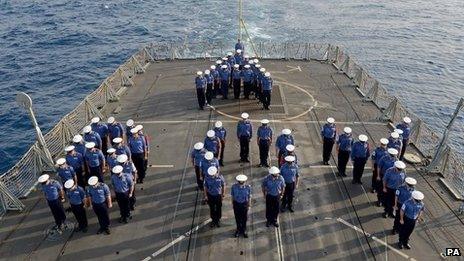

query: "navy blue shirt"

left=86, top=183, right=110, bottom=204
left=214, top=127, right=227, bottom=141
left=66, top=152, right=84, bottom=170
left=337, top=133, right=353, bottom=152
left=234, top=55, right=242, bottom=65
left=396, top=123, right=411, bottom=140
left=276, top=134, right=294, bottom=152
left=351, top=141, right=370, bottom=160
left=205, top=74, right=214, bottom=84
left=204, top=175, right=225, bottom=196
left=321, top=123, right=336, bottom=139
left=195, top=76, right=206, bottom=89
left=401, top=199, right=424, bottom=220
left=388, top=137, right=402, bottom=152
left=280, top=163, right=299, bottom=183
left=66, top=186, right=85, bottom=205
left=108, top=122, right=124, bottom=140
left=371, top=147, right=387, bottom=165
left=232, top=69, right=242, bottom=80
left=42, top=180, right=62, bottom=201
left=262, top=77, right=273, bottom=91
left=396, top=186, right=414, bottom=205
left=115, top=144, right=131, bottom=158
left=191, top=149, right=205, bottom=167
left=57, top=166, right=76, bottom=183
left=121, top=162, right=136, bottom=177
left=262, top=174, right=285, bottom=196
left=85, top=149, right=105, bottom=168
left=383, top=167, right=406, bottom=189
left=204, top=137, right=220, bottom=154
left=73, top=142, right=86, bottom=157
left=128, top=135, right=146, bottom=154
left=84, top=132, right=102, bottom=149
left=379, top=154, right=396, bottom=174
left=220, top=69, right=230, bottom=81
left=111, top=173, right=134, bottom=193
left=257, top=126, right=273, bottom=140
left=211, top=69, right=220, bottom=80
left=91, top=123, right=108, bottom=139
left=241, top=69, right=254, bottom=83
left=200, top=158, right=220, bottom=177
left=237, top=120, right=253, bottom=138
left=107, top=155, right=118, bottom=169
left=235, top=42, right=244, bottom=52
left=231, top=183, right=252, bottom=203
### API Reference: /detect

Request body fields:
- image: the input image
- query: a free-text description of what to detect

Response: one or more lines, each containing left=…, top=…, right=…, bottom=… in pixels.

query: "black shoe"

left=81, top=227, right=88, bottom=233
left=257, top=164, right=263, bottom=167
left=220, top=163, right=224, bottom=167
left=376, top=201, right=382, bottom=207
left=97, top=229, right=103, bottom=234
left=74, top=227, right=81, bottom=232
left=128, top=215, right=133, bottom=220
left=210, top=222, right=215, bottom=228
left=289, top=207, right=295, bottom=213
left=104, top=229, right=111, bottom=235
left=130, top=206, right=135, bottom=211
left=264, top=164, right=270, bottom=168
left=357, top=181, right=363, bottom=185
left=398, top=243, right=403, bottom=249
left=234, top=231, right=239, bottom=238
left=216, top=221, right=221, bottom=227
left=119, top=217, right=124, bottom=223
left=340, top=173, right=347, bottom=177
left=388, top=214, right=395, bottom=219
left=243, top=233, right=248, bottom=238
left=404, top=243, right=411, bottom=250
left=266, top=221, right=270, bottom=227
left=244, top=159, right=250, bottom=163
left=351, top=180, right=357, bottom=184
left=391, top=229, right=396, bottom=235
left=280, top=207, right=286, bottom=213
left=123, top=218, right=128, bottom=224
left=273, top=222, right=279, bottom=228
left=370, top=188, right=376, bottom=193
left=382, top=212, right=388, bottom=218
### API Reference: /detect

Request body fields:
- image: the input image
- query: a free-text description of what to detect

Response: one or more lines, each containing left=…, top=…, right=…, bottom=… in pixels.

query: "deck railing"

left=0, top=42, right=461, bottom=217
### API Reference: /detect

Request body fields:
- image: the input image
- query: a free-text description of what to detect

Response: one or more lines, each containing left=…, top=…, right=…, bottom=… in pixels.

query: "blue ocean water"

left=0, top=0, right=463, bottom=173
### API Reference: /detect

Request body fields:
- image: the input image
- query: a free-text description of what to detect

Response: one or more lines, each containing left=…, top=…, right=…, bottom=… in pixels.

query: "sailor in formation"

left=214, top=121, right=227, bottom=167
left=195, top=71, right=207, bottom=110
left=64, top=179, right=88, bottom=232
left=262, top=166, right=285, bottom=227
left=84, top=142, right=105, bottom=182
left=111, top=165, right=134, bottom=224
left=39, top=174, right=67, bottom=232
left=280, top=144, right=298, bottom=167
left=204, top=129, right=222, bottom=162
left=113, top=137, right=131, bottom=160
left=280, top=156, right=299, bottom=213
left=242, top=64, right=254, bottom=99
left=371, top=138, right=389, bottom=194
left=261, top=72, right=273, bottom=110
left=91, top=117, right=109, bottom=155
left=72, top=134, right=86, bottom=156
left=191, top=142, right=206, bottom=191
left=257, top=119, right=272, bottom=167
left=231, top=174, right=251, bottom=238
left=211, top=64, right=220, bottom=98
left=232, top=64, right=242, bottom=99
left=86, top=176, right=112, bottom=235
left=383, top=161, right=407, bottom=218
left=388, top=131, right=403, bottom=154
left=107, top=117, right=124, bottom=145
left=235, top=39, right=244, bottom=53
left=336, top=127, right=353, bottom=177
left=220, top=64, right=230, bottom=99
left=125, top=119, right=135, bottom=141
left=128, top=127, right=148, bottom=183
left=106, top=148, right=118, bottom=170
left=237, top=113, right=253, bottom=163
left=398, top=190, right=424, bottom=249
left=83, top=125, right=102, bottom=150
left=117, top=154, right=137, bottom=210
left=201, top=152, right=220, bottom=202
left=377, top=148, right=398, bottom=206
left=321, top=117, right=336, bottom=165
left=350, top=134, right=370, bottom=184
left=204, top=69, right=214, bottom=105
left=56, top=157, right=76, bottom=186
left=392, top=177, right=416, bottom=235
left=396, top=117, right=411, bottom=160
left=204, top=166, right=226, bottom=228
left=275, top=128, right=294, bottom=168
left=65, top=145, right=86, bottom=188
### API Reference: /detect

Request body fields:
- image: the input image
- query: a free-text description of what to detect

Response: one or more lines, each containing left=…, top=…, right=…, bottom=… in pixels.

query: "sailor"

left=84, top=142, right=105, bottom=182
left=126, top=119, right=135, bottom=141
left=85, top=176, right=112, bottom=235
left=113, top=137, right=131, bottom=160
left=204, top=166, right=226, bottom=228
left=393, top=177, right=416, bottom=235
left=351, top=134, right=370, bottom=184
left=72, top=134, right=86, bottom=156
left=232, top=64, right=242, bottom=99
left=256, top=67, right=266, bottom=103
left=237, top=113, right=253, bottom=163
left=280, top=156, right=299, bottom=213
left=56, top=157, right=77, bottom=185
left=117, top=154, right=137, bottom=210
left=231, top=174, right=251, bottom=238
left=106, top=148, right=118, bottom=170
left=377, top=148, right=399, bottom=207
left=235, top=39, right=245, bottom=54
left=398, top=190, right=424, bottom=249
left=253, top=64, right=261, bottom=100
left=204, top=70, right=214, bottom=105
left=136, top=125, right=150, bottom=172
left=396, top=117, right=411, bottom=160
left=383, top=161, right=407, bottom=218
left=65, top=145, right=86, bottom=188
left=38, top=174, right=67, bottom=232
left=321, top=117, right=336, bottom=165
left=191, top=142, right=206, bottom=191
left=211, top=64, right=221, bottom=98
left=83, top=125, right=102, bottom=150
left=195, top=71, right=207, bottom=110
left=200, top=152, right=220, bottom=203
left=128, top=127, right=147, bottom=183
left=204, top=130, right=222, bottom=160
left=388, top=131, right=403, bottom=154
left=280, top=144, right=299, bottom=167
left=241, top=64, right=254, bottom=99
left=111, top=165, right=134, bottom=224
left=336, top=127, right=354, bottom=177
left=220, top=65, right=230, bottom=99
left=107, top=117, right=124, bottom=144
left=242, top=55, right=250, bottom=67
left=214, top=121, right=227, bottom=167
left=91, top=117, right=109, bottom=155
left=234, top=49, right=243, bottom=68
left=227, top=52, right=236, bottom=70
left=275, top=129, right=295, bottom=167
left=261, top=72, right=273, bottom=110
left=262, top=166, right=285, bottom=227
left=257, top=119, right=273, bottom=167
left=371, top=138, right=389, bottom=194
left=64, top=179, right=88, bottom=232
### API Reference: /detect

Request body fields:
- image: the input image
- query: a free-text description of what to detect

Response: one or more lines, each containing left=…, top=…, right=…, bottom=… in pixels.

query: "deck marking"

left=142, top=219, right=211, bottom=261
left=148, top=164, right=174, bottom=168
left=286, top=65, right=302, bottom=72
left=136, top=120, right=386, bottom=125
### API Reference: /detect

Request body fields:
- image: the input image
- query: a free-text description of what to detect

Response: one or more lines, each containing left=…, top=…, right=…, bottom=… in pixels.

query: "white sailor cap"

left=126, top=119, right=134, bottom=127
left=233, top=64, right=239, bottom=69
left=343, top=127, right=352, bottom=134
left=197, top=71, right=203, bottom=76
left=38, top=174, right=50, bottom=183
left=387, top=148, right=399, bottom=155
left=394, top=160, right=406, bottom=169
left=135, top=124, right=143, bottom=131
left=243, top=55, right=249, bottom=59
left=412, top=190, right=424, bottom=201
left=117, top=154, right=128, bottom=163
left=253, top=59, right=259, bottom=63
left=327, top=117, right=335, bottom=124
left=107, top=148, right=116, bottom=154
left=64, top=179, right=75, bottom=189
left=83, top=125, right=92, bottom=134
left=205, top=151, right=214, bottom=160
left=130, top=128, right=139, bottom=134
left=56, top=158, right=66, bottom=165
left=91, top=117, right=100, bottom=124
left=395, top=129, right=404, bottom=135
left=207, top=130, right=215, bottom=138
left=221, top=65, right=228, bottom=69
left=204, top=70, right=210, bottom=75
left=222, top=57, right=228, bottom=61
left=359, top=134, right=368, bottom=142
left=207, top=166, right=218, bottom=176
left=113, top=137, right=123, bottom=144
left=107, top=116, right=115, bottom=124
left=282, top=128, right=292, bottom=135
left=249, top=60, right=254, bottom=65
left=241, top=112, right=249, bottom=119
left=244, top=64, right=251, bottom=69
left=194, top=142, right=204, bottom=150
left=64, top=145, right=75, bottom=152
left=236, top=49, right=242, bottom=53
left=391, top=131, right=399, bottom=139
left=403, top=117, right=412, bottom=124
left=261, top=119, right=269, bottom=124
left=216, top=60, right=222, bottom=65
left=112, top=165, right=123, bottom=174
left=285, top=155, right=296, bottom=162
left=73, top=134, right=83, bottom=143
left=264, top=72, right=271, bottom=77
left=88, top=176, right=98, bottom=186
left=405, top=177, right=417, bottom=185
left=210, top=65, right=216, bottom=70
left=215, top=121, right=222, bottom=128
left=227, top=52, right=233, bottom=56
left=286, top=144, right=295, bottom=152
left=259, top=68, right=266, bottom=72
left=85, top=142, right=96, bottom=149
left=255, top=64, right=261, bottom=68
left=236, top=174, right=248, bottom=182
left=380, top=138, right=389, bottom=145
left=269, top=166, right=280, bottom=175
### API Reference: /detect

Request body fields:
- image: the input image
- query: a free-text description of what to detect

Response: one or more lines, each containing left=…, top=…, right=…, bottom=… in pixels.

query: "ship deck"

left=1, top=59, right=463, bottom=261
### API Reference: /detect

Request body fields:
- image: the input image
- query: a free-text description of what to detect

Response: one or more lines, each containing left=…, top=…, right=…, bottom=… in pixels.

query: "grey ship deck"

left=1, top=59, right=463, bottom=261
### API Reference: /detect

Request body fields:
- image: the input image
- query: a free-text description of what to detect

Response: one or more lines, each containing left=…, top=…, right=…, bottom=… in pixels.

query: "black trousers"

left=132, top=153, right=146, bottom=182
left=213, top=80, right=220, bottom=96
left=282, top=182, right=295, bottom=209
left=384, top=187, right=396, bottom=216
left=206, top=83, right=214, bottom=104
left=207, top=193, right=222, bottom=223
left=258, top=139, right=270, bottom=166
left=101, top=138, right=108, bottom=157
left=221, top=80, right=229, bottom=98
left=266, top=194, right=280, bottom=224
left=322, top=138, right=335, bottom=163
left=262, top=90, right=271, bottom=109
left=194, top=165, right=204, bottom=191
left=196, top=88, right=206, bottom=109
left=92, top=202, right=110, bottom=230
left=129, top=189, right=136, bottom=210
left=399, top=216, right=416, bottom=246
left=219, top=140, right=225, bottom=165
left=352, top=158, right=367, bottom=182
left=71, top=203, right=87, bottom=229
left=239, top=136, right=250, bottom=161
left=372, top=163, right=378, bottom=190
left=48, top=199, right=66, bottom=227
left=277, top=150, right=284, bottom=168
left=75, top=167, right=86, bottom=188
left=115, top=192, right=131, bottom=219
left=233, top=201, right=248, bottom=233
left=393, top=202, right=402, bottom=231
left=244, top=81, right=252, bottom=99
left=400, top=139, right=408, bottom=160
left=233, top=79, right=241, bottom=98
left=337, top=150, right=350, bottom=175
left=89, top=166, right=103, bottom=182
left=376, top=170, right=385, bottom=204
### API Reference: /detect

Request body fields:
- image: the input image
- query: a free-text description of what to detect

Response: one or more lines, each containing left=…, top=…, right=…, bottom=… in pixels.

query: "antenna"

left=238, top=0, right=259, bottom=57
